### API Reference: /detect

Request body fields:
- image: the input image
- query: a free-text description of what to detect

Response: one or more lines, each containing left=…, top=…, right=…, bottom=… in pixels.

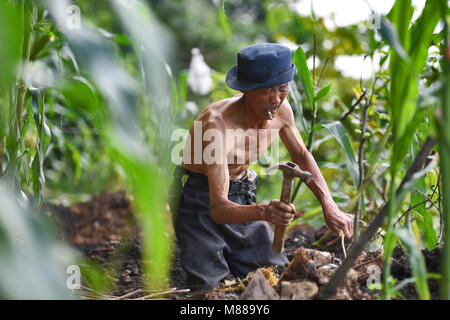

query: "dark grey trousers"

left=169, top=166, right=288, bottom=290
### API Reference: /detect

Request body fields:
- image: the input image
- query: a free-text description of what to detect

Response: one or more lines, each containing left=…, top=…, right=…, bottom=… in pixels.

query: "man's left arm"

left=278, top=101, right=354, bottom=238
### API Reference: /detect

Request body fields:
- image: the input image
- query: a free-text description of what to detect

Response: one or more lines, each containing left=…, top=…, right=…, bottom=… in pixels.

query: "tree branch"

left=340, top=91, right=367, bottom=122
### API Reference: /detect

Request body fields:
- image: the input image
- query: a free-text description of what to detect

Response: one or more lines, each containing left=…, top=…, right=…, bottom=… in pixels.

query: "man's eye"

left=280, top=86, right=289, bottom=92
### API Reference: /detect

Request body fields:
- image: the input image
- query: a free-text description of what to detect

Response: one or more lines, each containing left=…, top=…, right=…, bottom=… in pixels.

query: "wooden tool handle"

left=273, top=225, right=287, bottom=253
left=272, top=177, right=294, bottom=253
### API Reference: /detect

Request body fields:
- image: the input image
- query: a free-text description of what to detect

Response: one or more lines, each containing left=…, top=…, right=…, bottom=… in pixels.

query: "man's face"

left=243, top=83, right=290, bottom=120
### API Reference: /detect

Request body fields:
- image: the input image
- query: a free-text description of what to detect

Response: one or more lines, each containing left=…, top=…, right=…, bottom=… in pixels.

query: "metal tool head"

left=267, top=161, right=312, bottom=183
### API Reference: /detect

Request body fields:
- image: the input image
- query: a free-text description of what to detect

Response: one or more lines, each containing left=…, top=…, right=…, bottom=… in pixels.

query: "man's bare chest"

left=224, top=128, right=279, bottom=165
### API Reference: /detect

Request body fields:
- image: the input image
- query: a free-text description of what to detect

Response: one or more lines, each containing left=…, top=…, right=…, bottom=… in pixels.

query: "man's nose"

left=270, top=93, right=281, bottom=106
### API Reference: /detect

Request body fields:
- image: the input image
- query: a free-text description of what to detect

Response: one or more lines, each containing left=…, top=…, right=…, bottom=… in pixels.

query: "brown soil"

left=45, top=190, right=442, bottom=300
left=391, top=245, right=441, bottom=300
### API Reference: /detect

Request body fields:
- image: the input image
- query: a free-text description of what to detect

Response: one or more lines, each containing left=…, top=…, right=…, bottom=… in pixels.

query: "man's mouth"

left=265, top=105, right=279, bottom=112
left=265, top=106, right=279, bottom=120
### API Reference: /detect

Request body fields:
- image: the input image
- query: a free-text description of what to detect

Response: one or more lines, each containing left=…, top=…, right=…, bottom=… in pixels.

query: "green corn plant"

left=289, top=79, right=309, bottom=142
left=315, top=134, right=436, bottom=300
left=320, top=121, right=359, bottom=189
left=0, top=0, right=33, bottom=202
left=291, top=43, right=372, bottom=247
left=379, top=0, right=440, bottom=299
left=0, top=1, right=82, bottom=289
left=0, top=0, right=106, bottom=299
left=47, top=0, right=175, bottom=290
left=409, top=135, right=438, bottom=251
left=0, top=1, right=70, bottom=208
left=438, top=0, right=450, bottom=300
left=292, top=46, right=316, bottom=150
left=292, top=0, right=441, bottom=299
left=292, top=45, right=367, bottom=231
left=291, top=46, right=337, bottom=201
left=111, top=0, right=176, bottom=289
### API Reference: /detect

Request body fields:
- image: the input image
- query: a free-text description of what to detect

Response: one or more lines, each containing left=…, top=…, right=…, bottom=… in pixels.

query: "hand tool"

left=267, top=161, right=312, bottom=253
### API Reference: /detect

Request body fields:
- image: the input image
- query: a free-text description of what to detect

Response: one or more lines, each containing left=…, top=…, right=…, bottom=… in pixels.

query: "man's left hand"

left=323, top=208, right=354, bottom=239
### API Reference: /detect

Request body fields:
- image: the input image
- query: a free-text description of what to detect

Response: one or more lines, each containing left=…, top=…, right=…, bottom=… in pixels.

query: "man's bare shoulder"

left=278, top=97, right=295, bottom=125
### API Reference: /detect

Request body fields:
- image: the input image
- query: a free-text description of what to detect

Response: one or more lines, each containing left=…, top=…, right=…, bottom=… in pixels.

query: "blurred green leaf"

left=411, top=137, right=437, bottom=251
left=314, top=83, right=332, bottom=102
left=437, top=0, right=450, bottom=300
left=79, top=260, right=114, bottom=296
left=409, top=0, right=441, bottom=72
left=48, top=0, right=174, bottom=291
left=293, top=46, right=314, bottom=110
left=0, top=183, right=78, bottom=299
left=379, top=16, right=411, bottom=64
left=289, top=81, right=309, bottom=138
left=217, top=0, right=232, bottom=40
left=60, top=76, right=99, bottom=111
left=65, top=141, right=82, bottom=183
left=0, top=1, right=24, bottom=91
left=397, top=227, right=430, bottom=300
left=319, top=121, right=360, bottom=188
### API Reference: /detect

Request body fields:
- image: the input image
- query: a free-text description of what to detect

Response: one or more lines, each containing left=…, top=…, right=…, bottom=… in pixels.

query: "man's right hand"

left=263, top=200, right=295, bottom=226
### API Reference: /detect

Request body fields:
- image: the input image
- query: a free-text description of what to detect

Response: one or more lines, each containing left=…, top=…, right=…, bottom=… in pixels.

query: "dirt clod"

left=391, top=245, right=441, bottom=299
left=240, top=269, right=280, bottom=300
left=280, top=281, right=318, bottom=300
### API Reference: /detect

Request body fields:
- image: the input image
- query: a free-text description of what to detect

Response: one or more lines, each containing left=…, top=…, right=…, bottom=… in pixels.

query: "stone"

left=310, top=267, right=336, bottom=285
left=280, top=281, right=318, bottom=300
left=240, top=270, right=279, bottom=300
left=279, top=247, right=334, bottom=282
left=279, top=247, right=314, bottom=282
left=311, top=250, right=333, bottom=267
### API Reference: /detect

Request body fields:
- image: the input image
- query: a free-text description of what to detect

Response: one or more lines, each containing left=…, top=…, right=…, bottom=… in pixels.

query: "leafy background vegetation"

left=0, top=0, right=449, bottom=299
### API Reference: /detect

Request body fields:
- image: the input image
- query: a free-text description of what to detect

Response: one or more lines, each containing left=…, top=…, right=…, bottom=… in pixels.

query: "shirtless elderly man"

left=171, top=43, right=353, bottom=290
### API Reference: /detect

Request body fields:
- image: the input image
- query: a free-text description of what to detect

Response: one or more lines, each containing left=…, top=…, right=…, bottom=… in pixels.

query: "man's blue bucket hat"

left=226, top=43, right=294, bottom=91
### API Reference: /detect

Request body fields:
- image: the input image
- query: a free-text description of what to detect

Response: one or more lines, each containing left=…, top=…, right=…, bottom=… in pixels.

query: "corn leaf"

left=48, top=0, right=174, bottom=290
left=438, top=0, right=450, bottom=300
left=319, top=121, right=359, bottom=188
left=411, top=137, right=437, bottom=251
left=397, top=227, right=430, bottom=300
left=217, top=0, right=232, bottom=40
left=379, top=16, right=410, bottom=64
left=409, top=0, right=441, bottom=72
left=314, top=83, right=332, bottom=103
left=289, top=81, right=309, bottom=138
left=293, top=46, right=314, bottom=110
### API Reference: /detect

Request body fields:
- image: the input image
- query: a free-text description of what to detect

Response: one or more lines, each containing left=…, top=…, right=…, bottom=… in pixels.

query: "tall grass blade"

left=289, top=81, right=309, bottom=138
left=438, top=0, right=450, bottom=300
left=379, top=16, right=410, bottom=64
left=382, top=0, right=440, bottom=299
left=293, top=46, right=314, bottom=110
left=217, top=0, right=232, bottom=40
left=396, top=227, right=430, bottom=299
left=320, top=121, right=360, bottom=188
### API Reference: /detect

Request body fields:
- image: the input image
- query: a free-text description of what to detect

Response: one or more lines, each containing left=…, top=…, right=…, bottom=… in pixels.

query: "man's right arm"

left=201, top=119, right=294, bottom=225
left=206, top=162, right=266, bottom=224
left=207, top=163, right=295, bottom=226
